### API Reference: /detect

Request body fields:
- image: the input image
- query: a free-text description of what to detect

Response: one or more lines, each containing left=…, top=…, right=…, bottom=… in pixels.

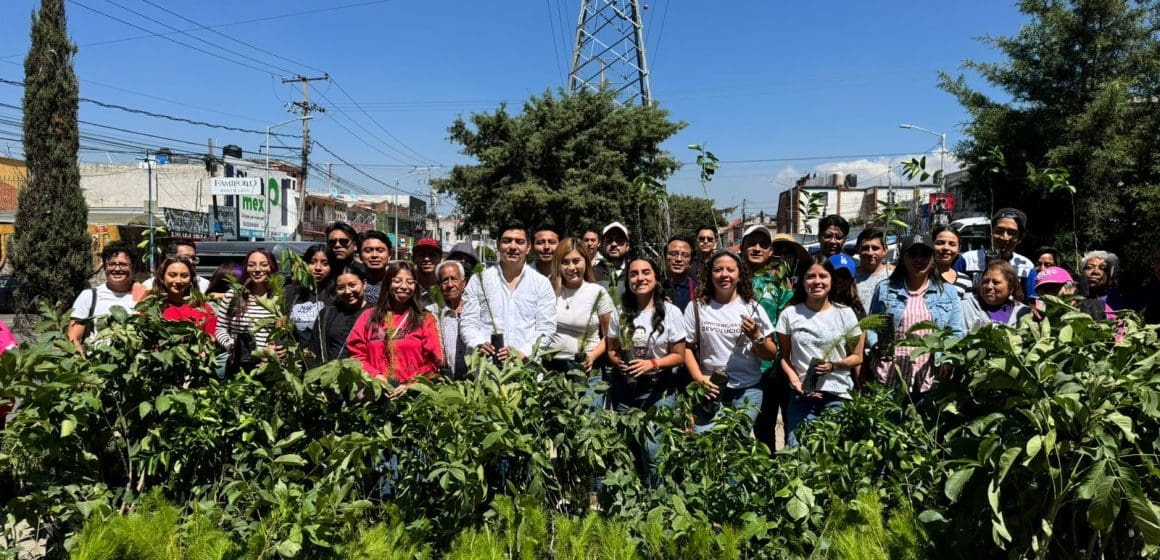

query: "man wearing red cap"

left=412, top=238, right=442, bottom=305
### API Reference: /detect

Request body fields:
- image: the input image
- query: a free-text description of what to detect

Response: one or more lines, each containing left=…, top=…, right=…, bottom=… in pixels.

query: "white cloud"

left=772, top=149, right=961, bottom=190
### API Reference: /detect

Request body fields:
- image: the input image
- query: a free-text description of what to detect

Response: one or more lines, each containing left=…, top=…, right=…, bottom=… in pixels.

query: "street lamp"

left=390, top=168, right=424, bottom=256
left=899, top=123, right=947, bottom=193
left=265, top=116, right=309, bottom=239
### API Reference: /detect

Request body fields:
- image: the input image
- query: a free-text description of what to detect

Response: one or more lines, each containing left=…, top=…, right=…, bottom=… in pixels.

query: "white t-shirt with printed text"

left=683, top=297, right=773, bottom=390
left=609, top=301, right=687, bottom=361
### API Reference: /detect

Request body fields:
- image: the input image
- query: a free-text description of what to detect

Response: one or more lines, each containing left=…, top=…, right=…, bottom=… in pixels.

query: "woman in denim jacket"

left=868, top=234, right=965, bottom=395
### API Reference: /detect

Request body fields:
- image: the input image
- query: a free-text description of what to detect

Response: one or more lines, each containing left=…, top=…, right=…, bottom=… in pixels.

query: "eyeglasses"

left=697, top=237, right=715, bottom=243
left=821, top=233, right=845, bottom=241
left=327, top=237, right=352, bottom=247
left=106, top=262, right=132, bottom=270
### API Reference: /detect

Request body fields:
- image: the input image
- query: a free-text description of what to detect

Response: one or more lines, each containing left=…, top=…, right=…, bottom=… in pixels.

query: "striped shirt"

left=214, top=290, right=279, bottom=351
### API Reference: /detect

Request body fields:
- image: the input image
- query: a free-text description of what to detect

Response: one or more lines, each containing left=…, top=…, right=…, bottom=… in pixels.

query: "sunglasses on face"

left=328, top=238, right=352, bottom=247
left=697, top=237, right=715, bottom=243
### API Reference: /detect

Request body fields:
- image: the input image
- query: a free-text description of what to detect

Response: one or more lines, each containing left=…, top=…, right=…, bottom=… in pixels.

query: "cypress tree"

left=13, top=0, right=91, bottom=322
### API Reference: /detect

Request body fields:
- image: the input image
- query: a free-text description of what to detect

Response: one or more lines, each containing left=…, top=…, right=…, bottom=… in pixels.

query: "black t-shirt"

left=309, top=304, right=369, bottom=365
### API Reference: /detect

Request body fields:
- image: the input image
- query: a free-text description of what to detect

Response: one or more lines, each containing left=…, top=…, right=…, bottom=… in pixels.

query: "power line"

left=137, top=0, right=328, bottom=75
left=65, top=0, right=283, bottom=77
left=0, top=77, right=302, bottom=138
left=312, top=140, right=430, bottom=199
left=327, top=79, right=439, bottom=165
left=0, top=0, right=401, bottom=61
left=98, top=0, right=299, bottom=75
left=311, top=93, right=422, bottom=166
left=545, top=0, right=566, bottom=86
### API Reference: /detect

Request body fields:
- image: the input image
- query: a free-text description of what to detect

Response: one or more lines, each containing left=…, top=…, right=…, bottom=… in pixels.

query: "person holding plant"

left=307, top=265, right=370, bottom=367
left=151, top=255, right=216, bottom=337
left=869, top=235, right=964, bottom=396
left=608, top=256, right=687, bottom=480
left=931, top=225, right=973, bottom=299
left=285, top=244, right=334, bottom=344
left=427, top=260, right=469, bottom=378
left=346, top=262, right=443, bottom=398
left=214, top=248, right=286, bottom=374
left=460, top=220, right=557, bottom=363
left=683, top=250, right=777, bottom=430
left=776, top=259, right=864, bottom=447
left=545, top=237, right=614, bottom=377
left=68, top=241, right=147, bottom=353
left=609, top=257, right=687, bottom=410
left=742, top=225, right=796, bottom=449
left=960, top=260, right=1030, bottom=331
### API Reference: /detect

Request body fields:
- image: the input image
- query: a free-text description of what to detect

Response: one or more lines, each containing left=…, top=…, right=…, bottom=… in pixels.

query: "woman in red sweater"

left=152, top=255, right=216, bottom=337
left=346, top=261, right=443, bottom=399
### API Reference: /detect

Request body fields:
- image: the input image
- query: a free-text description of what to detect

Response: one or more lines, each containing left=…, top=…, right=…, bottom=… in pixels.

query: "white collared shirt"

left=460, top=264, right=557, bottom=358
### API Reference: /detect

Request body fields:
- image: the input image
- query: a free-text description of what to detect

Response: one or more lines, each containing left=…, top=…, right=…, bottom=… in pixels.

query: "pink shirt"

left=875, top=283, right=936, bottom=393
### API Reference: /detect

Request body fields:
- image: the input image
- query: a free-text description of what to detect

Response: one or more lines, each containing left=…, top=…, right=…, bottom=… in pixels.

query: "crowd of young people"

left=56, top=207, right=1144, bottom=475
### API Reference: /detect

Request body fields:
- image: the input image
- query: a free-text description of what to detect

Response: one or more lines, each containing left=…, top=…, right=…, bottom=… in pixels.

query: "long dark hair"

left=889, top=245, right=945, bottom=288
left=229, top=248, right=279, bottom=319
left=300, top=243, right=336, bottom=301
left=621, top=257, right=666, bottom=337
left=697, top=250, right=755, bottom=304
left=367, top=261, right=426, bottom=337
left=151, top=256, right=199, bottom=300
left=789, top=260, right=865, bottom=317
left=207, top=262, right=242, bottom=296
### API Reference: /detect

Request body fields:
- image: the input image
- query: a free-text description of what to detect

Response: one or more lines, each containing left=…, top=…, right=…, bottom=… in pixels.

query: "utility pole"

left=282, top=74, right=328, bottom=240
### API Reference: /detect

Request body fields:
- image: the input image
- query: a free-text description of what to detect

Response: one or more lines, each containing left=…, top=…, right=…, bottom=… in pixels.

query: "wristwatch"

left=751, top=334, right=766, bottom=344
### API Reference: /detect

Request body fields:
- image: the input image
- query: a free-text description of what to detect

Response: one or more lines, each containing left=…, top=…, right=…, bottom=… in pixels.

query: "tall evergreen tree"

left=13, top=0, right=91, bottom=320
left=941, top=0, right=1160, bottom=276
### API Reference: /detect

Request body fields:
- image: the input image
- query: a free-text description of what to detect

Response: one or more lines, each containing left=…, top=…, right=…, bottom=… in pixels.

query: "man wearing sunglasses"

left=141, top=240, right=210, bottom=293
left=325, top=222, right=361, bottom=268
left=692, top=226, right=718, bottom=280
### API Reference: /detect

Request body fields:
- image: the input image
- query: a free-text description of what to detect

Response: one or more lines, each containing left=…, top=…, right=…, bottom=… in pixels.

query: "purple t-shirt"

left=982, top=302, right=1015, bottom=325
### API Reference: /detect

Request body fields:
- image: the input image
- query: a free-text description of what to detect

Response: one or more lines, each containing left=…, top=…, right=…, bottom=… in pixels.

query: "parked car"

left=193, top=241, right=317, bottom=279
left=0, top=275, right=19, bottom=313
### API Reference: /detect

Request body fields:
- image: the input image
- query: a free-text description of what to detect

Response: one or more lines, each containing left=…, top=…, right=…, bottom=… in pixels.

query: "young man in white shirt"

left=460, top=220, right=557, bottom=362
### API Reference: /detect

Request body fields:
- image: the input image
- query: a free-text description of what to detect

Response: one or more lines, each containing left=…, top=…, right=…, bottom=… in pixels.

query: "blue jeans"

left=785, top=392, right=844, bottom=447
left=692, top=385, right=763, bottom=434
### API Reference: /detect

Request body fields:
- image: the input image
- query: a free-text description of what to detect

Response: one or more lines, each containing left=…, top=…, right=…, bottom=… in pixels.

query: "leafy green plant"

left=798, top=191, right=826, bottom=235
left=69, top=495, right=235, bottom=560
left=909, top=303, right=1160, bottom=558
left=688, top=144, right=721, bottom=234
left=815, top=492, right=930, bottom=560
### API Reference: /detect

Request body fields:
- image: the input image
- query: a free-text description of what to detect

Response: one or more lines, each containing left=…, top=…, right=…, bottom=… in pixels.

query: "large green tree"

left=941, top=0, right=1160, bottom=276
left=433, top=89, right=685, bottom=247
left=665, top=194, right=733, bottom=241
left=13, top=0, right=90, bottom=319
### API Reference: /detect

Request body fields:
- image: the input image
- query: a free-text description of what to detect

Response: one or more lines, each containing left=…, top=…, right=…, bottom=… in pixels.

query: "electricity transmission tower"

left=569, top=0, right=651, bottom=106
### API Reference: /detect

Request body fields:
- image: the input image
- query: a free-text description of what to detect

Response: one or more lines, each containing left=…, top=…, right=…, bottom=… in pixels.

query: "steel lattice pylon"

left=569, top=0, right=651, bottom=106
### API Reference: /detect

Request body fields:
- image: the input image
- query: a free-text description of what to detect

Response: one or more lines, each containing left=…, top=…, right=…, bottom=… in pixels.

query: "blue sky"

left=0, top=0, right=1025, bottom=216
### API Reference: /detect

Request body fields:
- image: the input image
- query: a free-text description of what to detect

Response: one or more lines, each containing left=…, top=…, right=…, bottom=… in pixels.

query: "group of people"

left=62, top=208, right=1139, bottom=467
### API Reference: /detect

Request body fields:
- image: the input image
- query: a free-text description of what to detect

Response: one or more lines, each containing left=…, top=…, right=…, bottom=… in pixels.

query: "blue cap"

left=828, top=253, right=856, bottom=277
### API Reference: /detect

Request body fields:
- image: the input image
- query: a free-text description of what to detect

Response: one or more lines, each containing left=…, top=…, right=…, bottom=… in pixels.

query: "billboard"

left=221, top=157, right=300, bottom=240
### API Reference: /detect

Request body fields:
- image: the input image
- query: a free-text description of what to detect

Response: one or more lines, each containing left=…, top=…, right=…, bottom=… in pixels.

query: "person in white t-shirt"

left=68, top=241, right=145, bottom=353
left=683, top=250, right=777, bottom=431
left=545, top=238, right=614, bottom=406
left=776, top=260, right=865, bottom=447
left=608, top=256, right=687, bottom=482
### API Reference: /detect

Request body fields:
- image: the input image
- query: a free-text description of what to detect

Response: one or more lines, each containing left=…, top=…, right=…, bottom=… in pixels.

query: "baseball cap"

left=447, top=241, right=478, bottom=264
left=742, top=224, right=772, bottom=242
left=1036, top=266, right=1074, bottom=287
left=900, top=234, right=933, bottom=254
left=602, top=221, right=630, bottom=237
left=413, top=238, right=442, bottom=253
left=828, top=253, right=856, bottom=277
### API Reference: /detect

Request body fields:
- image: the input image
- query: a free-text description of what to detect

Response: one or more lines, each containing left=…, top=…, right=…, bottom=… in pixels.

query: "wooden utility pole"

left=282, top=74, right=328, bottom=240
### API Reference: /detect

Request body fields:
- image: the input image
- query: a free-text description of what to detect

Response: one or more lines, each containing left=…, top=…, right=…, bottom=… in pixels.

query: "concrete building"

left=776, top=179, right=940, bottom=237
